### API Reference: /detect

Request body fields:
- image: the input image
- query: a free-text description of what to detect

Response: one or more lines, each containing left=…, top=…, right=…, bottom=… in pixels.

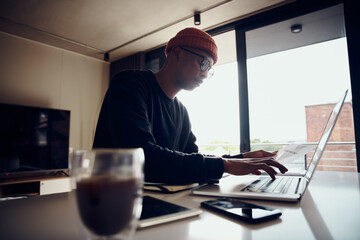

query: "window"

left=245, top=4, right=357, bottom=172
left=177, top=30, right=240, bottom=156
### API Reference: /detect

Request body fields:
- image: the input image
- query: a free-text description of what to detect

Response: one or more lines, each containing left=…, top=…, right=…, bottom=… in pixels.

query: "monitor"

left=0, top=103, right=70, bottom=180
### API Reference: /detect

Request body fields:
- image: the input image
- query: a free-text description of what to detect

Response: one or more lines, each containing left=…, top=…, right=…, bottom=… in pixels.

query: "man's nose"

left=200, top=70, right=209, bottom=79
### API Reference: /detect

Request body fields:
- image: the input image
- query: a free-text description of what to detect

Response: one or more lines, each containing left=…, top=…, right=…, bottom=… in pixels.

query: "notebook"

left=193, top=90, right=348, bottom=202
left=144, top=182, right=200, bottom=193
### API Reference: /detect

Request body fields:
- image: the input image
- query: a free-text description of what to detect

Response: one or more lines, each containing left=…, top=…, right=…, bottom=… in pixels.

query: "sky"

left=177, top=38, right=352, bottom=145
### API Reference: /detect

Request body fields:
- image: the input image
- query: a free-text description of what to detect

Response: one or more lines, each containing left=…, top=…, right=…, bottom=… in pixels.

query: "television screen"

left=0, top=103, right=70, bottom=179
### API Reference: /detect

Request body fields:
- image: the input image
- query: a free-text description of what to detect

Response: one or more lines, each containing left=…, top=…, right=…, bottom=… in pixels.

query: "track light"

left=194, top=12, right=201, bottom=25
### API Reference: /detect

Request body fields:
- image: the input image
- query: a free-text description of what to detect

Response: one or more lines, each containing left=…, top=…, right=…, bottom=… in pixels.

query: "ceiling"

left=246, top=3, right=345, bottom=58
left=0, top=0, right=293, bottom=62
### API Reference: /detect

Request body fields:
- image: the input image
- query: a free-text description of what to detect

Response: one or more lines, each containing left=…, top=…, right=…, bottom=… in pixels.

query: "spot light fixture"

left=194, top=12, right=201, bottom=25
left=291, top=24, right=302, bottom=33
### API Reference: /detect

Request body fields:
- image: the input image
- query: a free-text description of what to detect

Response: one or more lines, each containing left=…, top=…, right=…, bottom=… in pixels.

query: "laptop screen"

left=304, top=90, right=348, bottom=180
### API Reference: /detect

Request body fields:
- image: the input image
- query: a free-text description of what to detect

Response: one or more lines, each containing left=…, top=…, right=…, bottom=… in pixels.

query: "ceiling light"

left=194, top=12, right=201, bottom=25
left=291, top=24, right=302, bottom=33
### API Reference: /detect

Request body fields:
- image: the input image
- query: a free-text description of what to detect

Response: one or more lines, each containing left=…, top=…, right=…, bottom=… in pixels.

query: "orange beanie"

left=165, top=28, right=218, bottom=64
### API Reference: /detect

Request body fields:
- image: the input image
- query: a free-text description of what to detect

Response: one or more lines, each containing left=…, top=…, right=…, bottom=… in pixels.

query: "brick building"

left=305, top=102, right=357, bottom=172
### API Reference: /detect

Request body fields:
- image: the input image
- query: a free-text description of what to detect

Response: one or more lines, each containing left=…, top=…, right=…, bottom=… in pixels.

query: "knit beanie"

left=165, top=28, right=218, bottom=64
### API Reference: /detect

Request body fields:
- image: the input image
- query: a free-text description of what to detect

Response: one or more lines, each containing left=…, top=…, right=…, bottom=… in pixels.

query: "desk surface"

left=0, top=171, right=359, bottom=240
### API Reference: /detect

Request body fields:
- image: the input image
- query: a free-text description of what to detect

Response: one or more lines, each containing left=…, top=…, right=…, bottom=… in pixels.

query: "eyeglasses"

left=179, top=46, right=214, bottom=78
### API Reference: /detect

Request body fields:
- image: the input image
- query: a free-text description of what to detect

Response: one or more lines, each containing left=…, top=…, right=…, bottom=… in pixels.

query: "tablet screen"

left=138, top=195, right=201, bottom=228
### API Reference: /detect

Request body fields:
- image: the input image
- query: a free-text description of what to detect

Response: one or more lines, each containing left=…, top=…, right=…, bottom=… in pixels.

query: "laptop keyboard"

left=241, top=176, right=301, bottom=194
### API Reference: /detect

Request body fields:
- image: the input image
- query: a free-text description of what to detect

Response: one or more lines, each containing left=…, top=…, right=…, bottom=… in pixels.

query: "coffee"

left=76, top=176, right=137, bottom=236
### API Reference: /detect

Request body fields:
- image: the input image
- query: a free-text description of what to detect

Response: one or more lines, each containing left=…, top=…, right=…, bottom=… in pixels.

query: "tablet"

left=138, top=195, right=202, bottom=228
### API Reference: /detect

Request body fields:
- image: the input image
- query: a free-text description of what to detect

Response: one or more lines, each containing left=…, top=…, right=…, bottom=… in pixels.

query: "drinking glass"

left=71, top=148, right=144, bottom=240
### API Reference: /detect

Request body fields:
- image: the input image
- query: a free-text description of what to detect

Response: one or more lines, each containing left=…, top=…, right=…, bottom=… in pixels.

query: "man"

left=93, top=28, right=287, bottom=184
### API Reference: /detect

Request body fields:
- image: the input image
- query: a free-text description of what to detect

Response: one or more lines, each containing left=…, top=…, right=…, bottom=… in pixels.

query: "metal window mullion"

left=236, top=28, right=251, bottom=153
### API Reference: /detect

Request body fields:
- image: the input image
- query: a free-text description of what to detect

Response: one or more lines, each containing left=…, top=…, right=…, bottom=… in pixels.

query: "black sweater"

left=93, top=70, right=224, bottom=183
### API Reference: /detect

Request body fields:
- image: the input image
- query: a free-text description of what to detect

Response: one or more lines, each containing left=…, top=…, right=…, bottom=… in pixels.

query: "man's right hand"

left=222, top=157, right=288, bottom=180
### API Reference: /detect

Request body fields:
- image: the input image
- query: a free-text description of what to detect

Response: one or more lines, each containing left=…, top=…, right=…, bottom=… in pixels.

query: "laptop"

left=193, top=90, right=348, bottom=202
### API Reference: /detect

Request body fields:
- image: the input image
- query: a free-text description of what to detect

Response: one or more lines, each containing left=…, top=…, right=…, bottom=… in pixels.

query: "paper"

left=275, top=144, right=316, bottom=165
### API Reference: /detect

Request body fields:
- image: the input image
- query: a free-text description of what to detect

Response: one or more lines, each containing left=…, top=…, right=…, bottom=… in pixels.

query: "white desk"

left=0, top=171, right=359, bottom=240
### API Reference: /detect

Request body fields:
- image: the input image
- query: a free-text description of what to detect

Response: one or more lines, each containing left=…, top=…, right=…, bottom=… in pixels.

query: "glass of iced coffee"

left=71, top=148, right=144, bottom=240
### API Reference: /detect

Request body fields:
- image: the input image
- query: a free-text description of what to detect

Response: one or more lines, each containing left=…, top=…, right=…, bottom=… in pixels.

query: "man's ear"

left=170, top=46, right=181, bottom=62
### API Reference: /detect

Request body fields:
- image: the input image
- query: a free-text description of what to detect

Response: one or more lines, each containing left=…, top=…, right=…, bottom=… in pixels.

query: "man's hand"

left=222, top=156, right=288, bottom=180
left=242, top=150, right=277, bottom=158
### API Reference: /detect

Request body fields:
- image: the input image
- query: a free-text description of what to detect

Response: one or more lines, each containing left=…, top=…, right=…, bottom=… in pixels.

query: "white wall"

left=0, top=31, right=109, bottom=150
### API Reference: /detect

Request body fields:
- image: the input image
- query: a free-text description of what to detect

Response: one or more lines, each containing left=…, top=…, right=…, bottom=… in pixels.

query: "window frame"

left=212, top=0, right=359, bottom=171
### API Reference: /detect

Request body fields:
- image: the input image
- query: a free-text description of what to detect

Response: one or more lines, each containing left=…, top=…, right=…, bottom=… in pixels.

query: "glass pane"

left=177, top=30, right=240, bottom=156
left=247, top=37, right=357, bottom=172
